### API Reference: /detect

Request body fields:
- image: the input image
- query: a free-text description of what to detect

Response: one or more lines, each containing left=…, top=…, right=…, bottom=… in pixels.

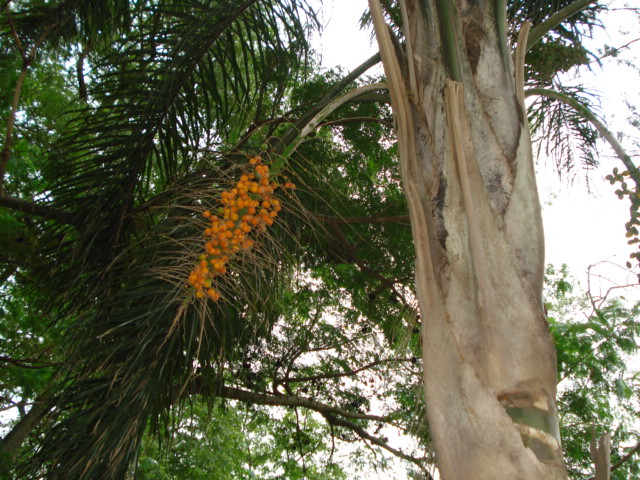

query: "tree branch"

left=1, top=65, right=28, bottom=197
left=586, top=439, right=640, bottom=480
left=218, top=385, right=430, bottom=475
left=598, top=37, right=640, bottom=61
left=219, top=386, right=388, bottom=423
left=323, top=412, right=432, bottom=479
left=0, top=195, right=78, bottom=226
left=590, top=428, right=611, bottom=480
left=609, top=440, right=640, bottom=476
left=5, top=4, right=25, bottom=60
left=314, top=213, right=410, bottom=225
left=0, top=355, right=61, bottom=370
left=0, top=398, right=51, bottom=459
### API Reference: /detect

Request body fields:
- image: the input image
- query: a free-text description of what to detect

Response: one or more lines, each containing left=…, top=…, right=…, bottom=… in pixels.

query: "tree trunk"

left=368, top=1, right=566, bottom=478
left=0, top=399, right=50, bottom=460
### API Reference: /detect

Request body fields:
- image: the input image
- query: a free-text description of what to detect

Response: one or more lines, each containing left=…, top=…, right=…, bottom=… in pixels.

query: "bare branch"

left=598, top=37, right=640, bottom=61
left=219, top=385, right=389, bottom=423
left=0, top=195, right=78, bottom=226
left=323, top=412, right=432, bottom=478
left=0, top=355, right=61, bottom=370
left=315, top=213, right=410, bottom=225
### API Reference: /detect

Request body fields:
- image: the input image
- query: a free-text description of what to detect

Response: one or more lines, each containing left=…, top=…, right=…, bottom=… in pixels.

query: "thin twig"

left=282, top=357, right=412, bottom=384
left=323, top=412, right=432, bottom=478
left=5, top=4, right=25, bottom=59
left=0, top=16, right=58, bottom=196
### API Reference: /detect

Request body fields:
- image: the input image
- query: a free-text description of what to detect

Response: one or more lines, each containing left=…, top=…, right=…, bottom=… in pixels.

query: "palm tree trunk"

left=368, top=0, right=567, bottom=478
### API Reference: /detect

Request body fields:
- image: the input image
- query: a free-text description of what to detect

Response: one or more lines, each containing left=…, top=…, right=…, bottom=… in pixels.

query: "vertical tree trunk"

left=368, top=1, right=566, bottom=478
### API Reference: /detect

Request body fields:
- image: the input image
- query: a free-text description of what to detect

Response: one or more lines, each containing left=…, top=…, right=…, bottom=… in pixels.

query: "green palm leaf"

left=7, top=1, right=319, bottom=478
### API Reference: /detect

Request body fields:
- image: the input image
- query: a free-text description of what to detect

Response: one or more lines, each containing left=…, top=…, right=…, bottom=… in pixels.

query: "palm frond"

left=33, top=0, right=316, bottom=305
left=22, top=169, right=294, bottom=479
left=507, top=0, right=604, bottom=44
left=527, top=84, right=601, bottom=178
left=8, top=1, right=319, bottom=478
left=5, top=0, right=133, bottom=46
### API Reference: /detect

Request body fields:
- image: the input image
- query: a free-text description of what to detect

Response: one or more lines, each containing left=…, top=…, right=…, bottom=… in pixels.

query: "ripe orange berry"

left=189, top=155, right=295, bottom=302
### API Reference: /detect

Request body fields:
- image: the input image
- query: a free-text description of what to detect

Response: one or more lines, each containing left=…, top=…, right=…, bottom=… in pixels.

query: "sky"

left=312, top=0, right=640, bottom=297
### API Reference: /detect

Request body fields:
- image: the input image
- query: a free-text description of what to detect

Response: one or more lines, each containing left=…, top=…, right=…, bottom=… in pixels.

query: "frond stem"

left=287, top=82, right=388, bottom=156
left=434, top=0, right=463, bottom=81
left=276, top=52, right=381, bottom=151
left=527, top=0, right=599, bottom=51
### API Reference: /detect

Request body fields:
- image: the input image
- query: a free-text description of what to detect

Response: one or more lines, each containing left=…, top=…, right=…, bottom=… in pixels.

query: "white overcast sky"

left=311, top=0, right=640, bottom=295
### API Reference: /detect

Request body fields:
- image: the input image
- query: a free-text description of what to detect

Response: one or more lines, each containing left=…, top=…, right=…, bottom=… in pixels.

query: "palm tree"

left=367, top=3, right=636, bottom=479
left=1, top=0, right=633, bottom=479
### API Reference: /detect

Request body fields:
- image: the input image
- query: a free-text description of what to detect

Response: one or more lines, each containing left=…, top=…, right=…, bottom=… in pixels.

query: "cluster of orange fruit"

left=188, top=156, right=295, bottom=301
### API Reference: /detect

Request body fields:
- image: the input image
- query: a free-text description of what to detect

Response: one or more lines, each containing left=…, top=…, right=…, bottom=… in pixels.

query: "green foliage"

left=546, top=265, right=640, bottom=480
left=134, top=399, right=369, bottom=480
left=507, top=0, right=603, bottom=44
left=135, top=402, right=250, bottom=480
left=526, top=39, right=590, bottom=84
left=518, top=1, right=606, bottom=178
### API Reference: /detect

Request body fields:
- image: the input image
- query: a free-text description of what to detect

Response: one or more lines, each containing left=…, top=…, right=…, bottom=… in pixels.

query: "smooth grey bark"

left=0, top=399, right=50, bottom=459
left=368, top=0, right=567, bottom=478
left=590, top=428, right=611, bottom=480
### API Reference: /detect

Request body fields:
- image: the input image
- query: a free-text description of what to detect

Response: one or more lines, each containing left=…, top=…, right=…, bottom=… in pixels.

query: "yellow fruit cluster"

left=188, top=156, right=295, bottom=301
